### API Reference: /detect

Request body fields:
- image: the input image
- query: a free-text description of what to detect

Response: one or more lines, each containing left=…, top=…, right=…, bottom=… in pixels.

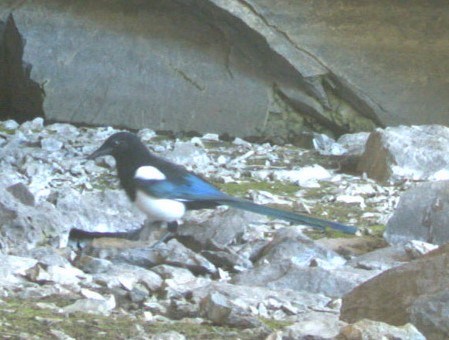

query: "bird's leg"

left=149, top=221, right=178, bottom=248
left=167, top=221, right=178, bottom=233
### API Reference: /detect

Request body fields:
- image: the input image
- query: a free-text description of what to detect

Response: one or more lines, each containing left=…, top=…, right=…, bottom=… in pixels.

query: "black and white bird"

left=88, top=132, right=357, bottom=241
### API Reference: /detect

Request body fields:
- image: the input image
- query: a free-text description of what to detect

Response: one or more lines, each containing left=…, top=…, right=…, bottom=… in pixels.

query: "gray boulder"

left=178, top=209, right=254, bottom=250
left=385, top=180, right=449, bottom=245
left=410, top=289, right=449, bottom=339
left=337, top=132, right=370, bottom=157
left=358, top=125, right=449, bottom=182
left=330, top=132, right=371, bottom=173
left=347, top=246, right=409, bottom=271
left=75, top=255, right=112, bottom=274
left=199, top=291, right=264, bottom=329
left=234, top=259, right=377, bottom=298
left=253, top=227, right=346, bottom=268
left=340, top=244, right=449, bottom=338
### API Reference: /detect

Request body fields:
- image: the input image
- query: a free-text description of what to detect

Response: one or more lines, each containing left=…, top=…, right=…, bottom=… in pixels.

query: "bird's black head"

left=87, top=132, right=144, bottom=161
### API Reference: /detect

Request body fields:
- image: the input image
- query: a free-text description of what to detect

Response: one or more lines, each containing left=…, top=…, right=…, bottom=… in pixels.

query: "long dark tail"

left=219, top=198, right=357, bottom=234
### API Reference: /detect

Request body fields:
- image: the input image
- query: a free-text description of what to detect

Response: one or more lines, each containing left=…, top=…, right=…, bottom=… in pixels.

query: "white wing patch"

left=135, top=166, right=166, bottom=181
left=135, top=190, right=185, bottom=222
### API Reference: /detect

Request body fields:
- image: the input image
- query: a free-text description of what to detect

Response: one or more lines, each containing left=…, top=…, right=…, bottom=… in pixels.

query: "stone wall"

left=1, top=0, right=447, bottom=139
left=0, top=14, right=44, bottom=122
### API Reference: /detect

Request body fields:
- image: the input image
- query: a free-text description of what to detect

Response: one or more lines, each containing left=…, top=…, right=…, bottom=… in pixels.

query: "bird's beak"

left=87, top=144, right=113, bottom=160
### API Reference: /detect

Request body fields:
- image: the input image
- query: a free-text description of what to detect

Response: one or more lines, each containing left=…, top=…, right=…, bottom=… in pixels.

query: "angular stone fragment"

left=254, top=227, right=346, bottom=268
left=200, top=291, right=264, bottom=329
left=0, top=254, right=37, bottom=286
left=275, top=317, right=344, bottom=340
left=62, top=294, right=116, bottom=315
left=178, top=209, right=254, bottom=250
left=91, top=262, right=163, bottom=293
left=341, top=246, right=449, bottom=328
left=385, top=180, right=449, bottom=245
left=339, top=319, right=425, bottom=340
left=234, top=260, right=377, bottom=298
left=358, top=125, right=449, bottom=182
left=6, top=182, right=35, bottom=206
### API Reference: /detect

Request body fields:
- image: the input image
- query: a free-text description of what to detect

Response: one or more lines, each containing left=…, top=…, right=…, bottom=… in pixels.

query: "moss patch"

left=305, top=227, right=354, bottom=240
left=0, top=297, right=267, bottom=339
left=84, top=172, right=119, bottom=191
left=258, top=317, right=293, bottom=330
left=216, top=181, right=299, bottom=198
left=368, top=224, right=387, bottom=238
left=0, top=126, right=16, bottom=135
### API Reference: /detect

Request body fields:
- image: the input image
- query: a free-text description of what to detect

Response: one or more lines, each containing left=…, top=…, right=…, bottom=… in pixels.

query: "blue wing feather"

left=134, top=173, right=227, bottom=201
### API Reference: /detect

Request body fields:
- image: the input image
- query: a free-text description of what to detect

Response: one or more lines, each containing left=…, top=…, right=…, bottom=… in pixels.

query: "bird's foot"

left=167, top=221, right=178, bottom=233
left=148, top=231, right=175, bottom=248
left=148, top=221, right=178, bottom=248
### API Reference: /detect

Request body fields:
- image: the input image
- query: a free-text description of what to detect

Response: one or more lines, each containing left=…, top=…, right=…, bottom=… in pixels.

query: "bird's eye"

left=113, top=140, right=121, bottom=146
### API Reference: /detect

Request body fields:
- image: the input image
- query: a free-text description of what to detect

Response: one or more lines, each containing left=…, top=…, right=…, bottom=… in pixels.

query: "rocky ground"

left=1, top=118, right=448, bottom=339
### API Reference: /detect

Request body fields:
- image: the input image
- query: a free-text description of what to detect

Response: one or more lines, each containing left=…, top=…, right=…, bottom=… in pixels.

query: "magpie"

left=87, top=132, right=357, bottom=242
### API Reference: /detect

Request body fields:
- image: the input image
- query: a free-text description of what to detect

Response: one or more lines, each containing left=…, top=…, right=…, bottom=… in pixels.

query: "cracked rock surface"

left=2, top=1, right=449, bottom=140
left=0, top=1, right=382, bottom=140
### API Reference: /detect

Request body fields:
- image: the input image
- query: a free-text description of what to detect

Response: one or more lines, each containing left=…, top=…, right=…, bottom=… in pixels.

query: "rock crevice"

left=0, top=14, right=44, bottom=122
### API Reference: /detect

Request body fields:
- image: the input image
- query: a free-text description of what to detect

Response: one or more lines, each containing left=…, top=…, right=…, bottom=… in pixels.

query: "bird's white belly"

left=135, top=190, right=185, bottom=222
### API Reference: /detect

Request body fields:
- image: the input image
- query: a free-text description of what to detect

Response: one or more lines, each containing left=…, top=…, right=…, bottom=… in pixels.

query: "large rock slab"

left=340, top=245, right=449, bottom=338
left=229, top=1, right=449, bottom=128
left=0, top=0, right=379, bottom=139
left=2, top=1, right=449, bottom=137
left=385, top=181, right=449, bottom=245
left=358, top=125, right=449, bottom=182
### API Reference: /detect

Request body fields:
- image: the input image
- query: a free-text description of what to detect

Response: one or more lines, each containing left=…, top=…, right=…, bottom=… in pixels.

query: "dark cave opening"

left=0, top=13, right=44, bottom=123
